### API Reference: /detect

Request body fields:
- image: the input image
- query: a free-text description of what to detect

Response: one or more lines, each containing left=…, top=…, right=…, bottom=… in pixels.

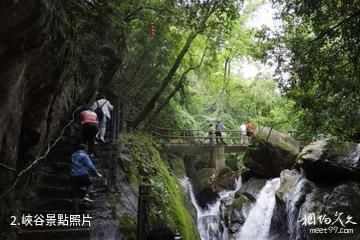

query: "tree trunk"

left=131, top=31, right=198, bottom=128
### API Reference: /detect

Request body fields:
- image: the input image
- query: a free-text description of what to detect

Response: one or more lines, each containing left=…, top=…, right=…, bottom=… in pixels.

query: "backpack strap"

left=99, top=100, right=107, bottom=108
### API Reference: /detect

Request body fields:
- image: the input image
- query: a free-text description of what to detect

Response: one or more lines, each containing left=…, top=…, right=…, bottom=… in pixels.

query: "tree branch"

left=145, top=46, right=209, bottom=126
left=131, top=6, right=216, bottom=128
left=0, top=163, right=16, bottom=172
left=311, top=9, right=360, bottom=43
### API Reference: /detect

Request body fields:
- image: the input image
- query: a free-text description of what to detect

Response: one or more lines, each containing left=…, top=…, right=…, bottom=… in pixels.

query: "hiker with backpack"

left=91, top=95, right=113, bottom=143
left=70, top=144, right=102, bottom=209
left=79, top=106, right=99, bottom=153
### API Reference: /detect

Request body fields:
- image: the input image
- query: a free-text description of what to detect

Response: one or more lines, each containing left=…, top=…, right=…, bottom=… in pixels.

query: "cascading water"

left=181, top=177, right=280, bottom=240
left=180, top=177, right=242, bottom=240
left=238, top=178, right=280, bottom=240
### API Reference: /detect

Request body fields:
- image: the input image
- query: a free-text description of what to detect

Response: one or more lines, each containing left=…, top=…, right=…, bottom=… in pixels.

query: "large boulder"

left=190, top=168, right=219, bottom=208
left=270, top=169, right=360, bottom=240
left=219, top=177, right=267, bottom=238
left=214, top=167, right=240, bottom=192
left=244, top=127, right=300, bottom=177
left=220, top=193, right=255, bottom=236
left=297, top=140, right=360, bottom=181
left=237, top=177, right=267, bottom=199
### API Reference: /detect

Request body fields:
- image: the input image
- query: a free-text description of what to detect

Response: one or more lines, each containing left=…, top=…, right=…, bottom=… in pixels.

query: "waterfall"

left=180, top=177, right=242, bottom=240
left=238, top=178, right=280, bottom=240
left=181, top=177, right=280, bottom=240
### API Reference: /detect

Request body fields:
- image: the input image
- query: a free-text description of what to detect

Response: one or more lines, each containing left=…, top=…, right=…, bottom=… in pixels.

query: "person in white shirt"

left=239, top=123, right=247, bottom=145
left=91, top=95, right=113, bottom=143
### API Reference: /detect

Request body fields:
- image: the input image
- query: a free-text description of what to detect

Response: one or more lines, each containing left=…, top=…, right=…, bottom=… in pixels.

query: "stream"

left=180, top=177, right=280, bottom=240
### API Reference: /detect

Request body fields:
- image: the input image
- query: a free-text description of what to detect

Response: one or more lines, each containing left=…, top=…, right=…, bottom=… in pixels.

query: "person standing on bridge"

left=91, top=95, right=113, bottom=143
left=208, top=123, right=215, bottom=145
left=246, top=122, right=255, bottom=145
left=240, top=123, right=247, bottom=145
left=215, top=120, right=226, bottom=144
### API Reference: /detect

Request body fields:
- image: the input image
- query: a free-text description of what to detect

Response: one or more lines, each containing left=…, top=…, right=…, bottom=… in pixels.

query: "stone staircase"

left=16, top=137, right=111, bottom=240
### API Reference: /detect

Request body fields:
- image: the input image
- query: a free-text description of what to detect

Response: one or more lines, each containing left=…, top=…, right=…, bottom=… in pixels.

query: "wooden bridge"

left=149, top=127, right=249, bottom=146
left=149, top=127, right=249, bottom=170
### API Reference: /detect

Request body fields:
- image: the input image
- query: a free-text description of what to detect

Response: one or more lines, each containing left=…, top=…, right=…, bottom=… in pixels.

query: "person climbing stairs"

left=15, top=132, right=110, bottom=240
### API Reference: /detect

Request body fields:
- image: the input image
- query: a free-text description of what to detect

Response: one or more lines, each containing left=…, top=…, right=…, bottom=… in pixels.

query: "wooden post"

left=137, top=184, right=151, bottom=240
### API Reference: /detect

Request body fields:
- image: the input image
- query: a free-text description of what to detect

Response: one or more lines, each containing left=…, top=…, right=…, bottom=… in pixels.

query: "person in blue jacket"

left=70, top=144, right=102, bottom=204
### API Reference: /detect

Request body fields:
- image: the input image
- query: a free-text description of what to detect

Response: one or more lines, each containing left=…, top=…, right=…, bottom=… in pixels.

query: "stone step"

left=31, top=199, right=94, bottom=211
left=17, top=228, right=90, bottom=240
left=44, top=163, right=108, bottom=175
left=50, top=160, right=108, bottom=169
left=19, top=224, right=89, bottom=231
left=20, top=209, right=88, bottom=216
left=41, top=173, right=106, bottom=188
left=38, top=186, right=107, bottom=199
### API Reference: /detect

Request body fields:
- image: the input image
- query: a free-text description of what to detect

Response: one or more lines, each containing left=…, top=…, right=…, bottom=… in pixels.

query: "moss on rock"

left=124, top=132, right=200, bottom=240
left=119, top=213, right=137, bottom=240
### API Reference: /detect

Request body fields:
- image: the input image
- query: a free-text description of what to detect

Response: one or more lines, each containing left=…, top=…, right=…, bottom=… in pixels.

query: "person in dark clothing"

left=70, top=144, right=102, bottom=211
left=208, top=123, right=215, bottom=145
left=215, top=120, right=226, bottom=144
left=80, top=107, right=99, bottom=153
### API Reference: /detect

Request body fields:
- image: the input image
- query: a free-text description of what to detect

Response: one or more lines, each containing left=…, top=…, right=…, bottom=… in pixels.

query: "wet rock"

left=198, top=215, right=223, bottom=239
left=237, top=177, right=267, bottom=199
left=270, top=169, right=360, bottom=240
left=297, top=140, right=360, bottom=181
left=276, top=169, right=302, bottom=201
left=214, top=167, right=240, bottom=192
left=196, top=188, right=219, bottom=210
left=219, top=192, right=254, bottom=236
left=191, top=168, right=217, bottom=192
left=244, top=127, right=300, bottom=177
left=270, top=169, right=305, bottom=239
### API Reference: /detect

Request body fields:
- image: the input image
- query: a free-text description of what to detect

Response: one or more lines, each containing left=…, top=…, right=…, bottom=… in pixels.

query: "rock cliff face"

left=270, top=140, right=360, bottom=240
left=0, top=1, right=71, bottom=192
left=0, top=0, right=97, bottom=230
left=296, top=140, right=360, bottom=181
left=229, top=133, right=360, bottom=239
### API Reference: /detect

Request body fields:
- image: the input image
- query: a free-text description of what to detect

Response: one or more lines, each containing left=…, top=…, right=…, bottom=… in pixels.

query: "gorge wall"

left=0, top=0, right=103, bottom=227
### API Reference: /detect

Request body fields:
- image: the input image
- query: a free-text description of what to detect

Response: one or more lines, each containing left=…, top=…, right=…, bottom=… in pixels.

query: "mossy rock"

left=244, top=127, right=300, bottom=177
left=124, top=132, right=200, bottom=240
left=118, top=213, right=136, bottom=240
left=297, top=139, right=360, bottom=181
left=167, top=154, right=187, bottom=178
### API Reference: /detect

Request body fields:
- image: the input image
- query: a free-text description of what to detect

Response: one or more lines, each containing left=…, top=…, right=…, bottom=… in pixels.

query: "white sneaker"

left=83, top=195, right=94, bottom=202
left=100, top=137, right=106, bottom=143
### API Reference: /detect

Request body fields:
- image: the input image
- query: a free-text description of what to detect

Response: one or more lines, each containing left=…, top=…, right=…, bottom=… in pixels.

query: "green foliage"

left=118, top=213, right=137, bottom=240
left=123, top=132, right=199, bottom=240
left=150, top=1, right=298, bottom=134
left=226, top=153, right=246, bottom=171
left=262, top=0, right=360, bottom=140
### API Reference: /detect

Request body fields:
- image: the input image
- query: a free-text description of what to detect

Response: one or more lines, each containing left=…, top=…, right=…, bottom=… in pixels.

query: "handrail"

left=149, top=126, right=241, bottom=133
left=147, top=126, right=311, bottom=146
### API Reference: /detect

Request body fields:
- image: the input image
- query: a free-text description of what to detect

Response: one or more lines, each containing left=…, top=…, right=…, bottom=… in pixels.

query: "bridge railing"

left=148, top=127, right=246, bottom=145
